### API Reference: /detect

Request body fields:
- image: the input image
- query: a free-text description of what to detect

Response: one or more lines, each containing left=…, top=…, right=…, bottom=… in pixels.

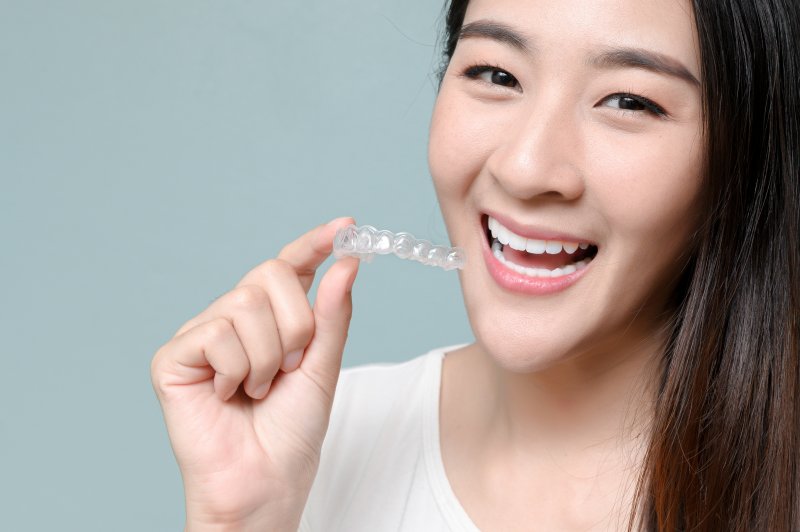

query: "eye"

left=462, top=64, right=520, bottom=90
left=601, top=92, right=667, bottom=117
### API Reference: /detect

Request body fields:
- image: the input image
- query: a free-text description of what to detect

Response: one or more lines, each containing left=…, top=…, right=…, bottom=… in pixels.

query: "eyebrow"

left=458, top=20, right=700, bottom=88
left=459, top=20, right=532, bottom=53
left=590, top=47, right=700, bottom=87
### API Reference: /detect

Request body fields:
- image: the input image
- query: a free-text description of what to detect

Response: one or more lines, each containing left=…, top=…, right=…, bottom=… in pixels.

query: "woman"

left=150, top=0, right=799, bottom=529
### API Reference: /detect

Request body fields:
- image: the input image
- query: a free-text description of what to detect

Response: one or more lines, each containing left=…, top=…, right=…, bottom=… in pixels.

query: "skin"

left=151, top=218, right=362, bottom=531
left=151, top=0, right=705, bottom=530
left=429, top=0, right=704, bottom=529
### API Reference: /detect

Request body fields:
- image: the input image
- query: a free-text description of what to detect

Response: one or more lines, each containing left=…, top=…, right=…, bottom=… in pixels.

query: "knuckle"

left=150, top=346, right=172, bottom=397
left=230, top=285, right=269, bottom=310
left=248, top=350, right=282, bottom=377
left=150, top=348, right=163, bottom=376
left=202, top=318, right=233, bottom=344
left=262, top=258, right=294, bottom=279
left=276, top=241, right=294, bottom=259
left=222, top=351, right=251, bottom=380
left=173, top=319, right=197, bottom=338
left=228, top=359, right=251, bottom=380
left=286, top=308, right=316, bottom=348
left=150, top=353, right=164, bottom=391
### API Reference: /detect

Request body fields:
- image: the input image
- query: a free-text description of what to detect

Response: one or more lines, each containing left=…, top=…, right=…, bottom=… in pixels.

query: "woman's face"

left=429, top=0, right=704, bottom=372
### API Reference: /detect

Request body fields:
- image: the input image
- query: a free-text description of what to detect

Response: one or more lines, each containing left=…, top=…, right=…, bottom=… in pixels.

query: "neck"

left=439, top=322, right=668, bottom=529
left=500, top=335, right=658, bottom=448
left=444, top=324, right=665, bottom=466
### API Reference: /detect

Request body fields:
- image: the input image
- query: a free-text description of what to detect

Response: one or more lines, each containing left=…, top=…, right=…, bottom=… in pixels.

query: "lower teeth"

left=491, top=239, right=591, bottom=278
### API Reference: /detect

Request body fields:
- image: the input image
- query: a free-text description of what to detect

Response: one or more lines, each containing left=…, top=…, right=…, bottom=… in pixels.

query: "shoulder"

left=336, top=350, right=437, bottom=405
left=300, top=344, right=466, bottom=531
left=326, top=346, right=446, bottom=441
left=323, top=342, right=468, bottom=445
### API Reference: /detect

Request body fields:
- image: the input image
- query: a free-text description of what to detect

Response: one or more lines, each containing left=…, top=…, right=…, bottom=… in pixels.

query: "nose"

left=485, top=94, right=586, bottom=202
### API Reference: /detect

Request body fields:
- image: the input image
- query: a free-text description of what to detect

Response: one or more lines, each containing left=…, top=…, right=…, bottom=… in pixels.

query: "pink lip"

left=485, top=210, right=595, bottom=244
left=480, top=215, right=593, bottom=296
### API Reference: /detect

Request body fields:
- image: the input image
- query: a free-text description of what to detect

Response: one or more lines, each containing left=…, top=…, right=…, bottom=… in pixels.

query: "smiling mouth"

left=481, top=214, right=599, bottom=277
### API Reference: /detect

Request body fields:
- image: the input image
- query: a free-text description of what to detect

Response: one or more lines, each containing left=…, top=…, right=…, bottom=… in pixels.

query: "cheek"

left=590, top=128, right=704, bottom=247
left=428, top=91, right=492, bottom=199
left=586, top=126, right=705, bottom=321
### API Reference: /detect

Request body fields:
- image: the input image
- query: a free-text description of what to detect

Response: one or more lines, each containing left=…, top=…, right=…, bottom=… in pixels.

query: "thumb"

left=299, top=256, right=360, bottom=395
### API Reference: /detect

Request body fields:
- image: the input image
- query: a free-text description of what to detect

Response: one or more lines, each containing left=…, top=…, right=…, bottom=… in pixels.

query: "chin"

left=468, top=310, right=585, bottom=374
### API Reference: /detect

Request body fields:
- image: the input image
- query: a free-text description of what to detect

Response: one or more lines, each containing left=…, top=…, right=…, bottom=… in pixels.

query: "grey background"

left=1, top=1, right=472, bottom=529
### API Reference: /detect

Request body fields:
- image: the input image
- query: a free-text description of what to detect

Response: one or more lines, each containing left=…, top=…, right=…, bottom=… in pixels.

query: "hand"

left=150, top=217, right=360, bottom=530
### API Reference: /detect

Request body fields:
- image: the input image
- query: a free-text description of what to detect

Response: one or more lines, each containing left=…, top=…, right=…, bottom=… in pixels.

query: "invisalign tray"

left=333, top=224, right=466, bottom=271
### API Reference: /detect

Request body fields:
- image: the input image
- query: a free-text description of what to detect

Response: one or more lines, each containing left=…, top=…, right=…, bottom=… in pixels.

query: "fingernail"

left=327, top=216, right=352, bottom=228
left=253, top=382, right=270, bottom=399
left=223, top=386, right=238, bottom=401
left=285, top=349, right=303, bottom=370
left=316, top=218, right=351, bottom=249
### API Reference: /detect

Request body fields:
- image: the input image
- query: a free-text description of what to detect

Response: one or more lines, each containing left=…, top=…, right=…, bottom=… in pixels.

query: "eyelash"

left=461, top=63, right=668, bottom=118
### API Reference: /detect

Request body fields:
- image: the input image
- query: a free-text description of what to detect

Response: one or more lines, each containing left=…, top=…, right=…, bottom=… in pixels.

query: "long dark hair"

left=436, top=1, right=800, bottom=530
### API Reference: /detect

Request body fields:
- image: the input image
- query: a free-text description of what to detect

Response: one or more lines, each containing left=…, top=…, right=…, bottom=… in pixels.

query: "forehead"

left=462, top=0, right=701, bottom=75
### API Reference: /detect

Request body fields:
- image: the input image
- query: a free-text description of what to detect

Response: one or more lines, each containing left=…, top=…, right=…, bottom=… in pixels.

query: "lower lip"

left=480, top=229, right=592, bottom=296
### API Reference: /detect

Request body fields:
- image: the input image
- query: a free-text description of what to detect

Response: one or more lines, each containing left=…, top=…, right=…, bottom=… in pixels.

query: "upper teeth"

left=488, top=216, right=590, bottom=254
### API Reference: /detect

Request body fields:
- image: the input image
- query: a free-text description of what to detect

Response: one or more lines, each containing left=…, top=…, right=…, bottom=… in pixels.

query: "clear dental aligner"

left=333, top=224, right=466, bottom=271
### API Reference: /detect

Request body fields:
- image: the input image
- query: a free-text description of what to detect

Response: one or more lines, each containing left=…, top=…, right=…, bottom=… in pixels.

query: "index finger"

left=236, top=216, right=355, bottom=292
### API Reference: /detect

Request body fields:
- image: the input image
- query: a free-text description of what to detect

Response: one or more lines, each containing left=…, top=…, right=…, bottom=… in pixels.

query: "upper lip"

left=484, top=210, right=597, bottom=245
